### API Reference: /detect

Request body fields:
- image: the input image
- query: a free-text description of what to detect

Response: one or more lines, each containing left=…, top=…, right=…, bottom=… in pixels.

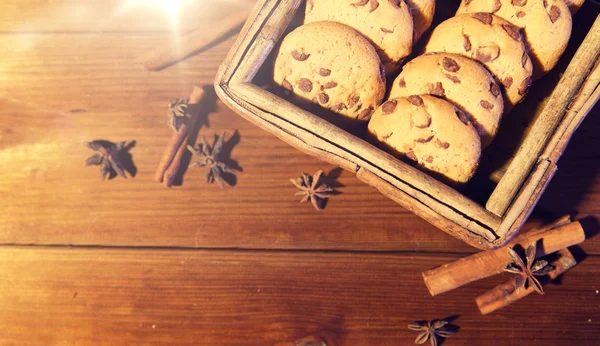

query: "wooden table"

left=1, top=1, right=599, bottom=345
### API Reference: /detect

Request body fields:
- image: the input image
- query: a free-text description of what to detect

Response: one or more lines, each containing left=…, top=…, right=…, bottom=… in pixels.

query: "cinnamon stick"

left=141, top=10, right=250, bottom=71
left=155, top=86, right=206, bottom=184
left=476, top=248, right=576, bottom=315
left=422, top=221, right=585, bottom=296
left=162, top=134, right=190, bottom=188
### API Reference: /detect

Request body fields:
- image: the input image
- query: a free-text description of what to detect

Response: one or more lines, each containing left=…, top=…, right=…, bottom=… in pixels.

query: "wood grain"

left=0, top=0, right=256, bottom=33
left=0, top=1, right=599, bottom=344
left=0, top=27, right=598, bottom=253
left=0, top=247, right=599, bottom=346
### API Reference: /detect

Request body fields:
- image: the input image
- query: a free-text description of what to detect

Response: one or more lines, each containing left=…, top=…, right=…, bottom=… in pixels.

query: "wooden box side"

left=486, top=16, right=600, bottom=217
left=494, top=59, right=600, bottom=246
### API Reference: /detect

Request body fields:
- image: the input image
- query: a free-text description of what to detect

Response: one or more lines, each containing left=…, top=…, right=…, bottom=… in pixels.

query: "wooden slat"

left=486, top=15, right=600, bottom=216
left=0, top=0, right=256, bottom=33
left=0, top=247, right=598, bottom=345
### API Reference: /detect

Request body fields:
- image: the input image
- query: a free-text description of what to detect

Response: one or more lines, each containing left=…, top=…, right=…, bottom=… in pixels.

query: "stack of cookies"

left=273, top=0, right=574, bottom=184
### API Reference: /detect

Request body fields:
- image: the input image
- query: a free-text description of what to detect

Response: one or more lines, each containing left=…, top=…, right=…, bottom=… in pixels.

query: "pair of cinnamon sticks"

left=422, top=217, right=585, bottom=314
left=155, top=87, right=206, bottom=187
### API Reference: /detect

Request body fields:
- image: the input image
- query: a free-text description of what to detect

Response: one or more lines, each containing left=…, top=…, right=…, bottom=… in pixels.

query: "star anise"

left=290, top=170, right=334, bottom=210
left=85, top=141, right=128, bottom=180
left=408, top=320, right=454, bottom=346
left=504, top=242, right=554, bottom=295
left=187, top=133, right=234, bottom=189
left=168, top=97, right=189, bottom=132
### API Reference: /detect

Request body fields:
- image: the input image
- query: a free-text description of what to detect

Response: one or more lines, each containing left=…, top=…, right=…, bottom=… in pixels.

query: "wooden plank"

left=0, top=0, right=256, bottom=33
left=486, top=15, right=600, bottom=216
left=0, top=30, right=599, bottom=253
left=0, top=247, right=598, bottom=345
left=0, top=31, right=474, bottom=253
left=0, top=93, right=477, bottom=252
left=0, top=33, right=234, bottom=110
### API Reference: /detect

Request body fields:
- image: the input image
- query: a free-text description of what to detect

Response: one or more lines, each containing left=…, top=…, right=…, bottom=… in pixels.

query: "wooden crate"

left=215, top=0, right=600, bottom=249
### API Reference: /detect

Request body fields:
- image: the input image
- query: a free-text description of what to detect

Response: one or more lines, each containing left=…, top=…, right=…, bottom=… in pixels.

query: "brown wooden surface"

left=0, top=1, right=599, bottom=344
left=1, top=247, right=599, bottom=346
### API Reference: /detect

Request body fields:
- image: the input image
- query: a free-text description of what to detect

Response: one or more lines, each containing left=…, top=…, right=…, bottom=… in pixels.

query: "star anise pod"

left=187, top=133, right=234, bottom=189
left=85, top=141, right=127, bottom=180
left=504, top=242, right=554, bottom=295
left=168, top=97, right=189, bottom=132
left=408, top=320, right=454, bottom=346
left=290, top=170, right=334, bottom=210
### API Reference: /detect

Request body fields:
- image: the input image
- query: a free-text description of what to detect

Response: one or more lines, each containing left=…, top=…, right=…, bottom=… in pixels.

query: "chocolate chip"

left=512, top=0, right=527, bottom=6
left=428, top=82, right=445, bottom=97
left=475, top=45, right=500, bottom=63
left=330, top=103, right=347, bottom=112
left=390, top=0, right=401, bottom=7
left=398, top=78, right=406, bottom=88
left=543, top=0, right=548, bottom=7
left=445, top=74, right=461, bottom=84
left=465, top=0, right=472, bottom=5
left=549, top=5, right=560, bottom=23
left=436, top=138, right=450, bottom=149
left=490, top=82, right=501, bottom=97
left=298, top=78, right=313, bottom=92
left=412, top=111, right=432, bottom=128
left=521, top=51, right=529, bottom=68
left=408, top=95, right=424, bottom=106
left=282, top=79, right=293, bottom=91
left=516, top=11, right=526, bottom=18
left=492, top=0, right=502, bottom=12
left=456, top=109, right=469, bottom=125
left=463, top=35, right=472, bottom=52
left=442, top=57, right=461, bottom=72
left=323, top=82, right=338, bottom=89
left=480, top=100, right=494, bottom=109
left=358, top=107, right=374, bottom=120
left=348, top=95, right=360, bottom=107
left=425, top=156, right=434, bottom=163
left=382, top=132, right=393, bottom=140
left=503, top=76, right=513, bottom=88
left=381, top=28, right=394, bottom=33
left=291, top=50, right=310, bottom=61
left=382, top=100, right=398, bottom=114
left=318, top=93, right=329, bottom=104
left=518, top=77, right=532, bottom=96
left=352, top=0, right=369, bottom=6
left=472, top=13, right=493, bottom=25
left=502, top=24, right=521, bottom=41
left=415, top=135, right=434, bottom=143
left=318, top=68, right=331, bottom=77
left=406, top=150, right=417, bottom=161
left=370, top=0, right=379, bottom=12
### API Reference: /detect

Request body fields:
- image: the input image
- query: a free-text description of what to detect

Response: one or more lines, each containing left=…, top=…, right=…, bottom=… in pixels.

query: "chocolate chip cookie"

left=273, top=22, right=386, bottom=122
left=424, top=13, right=533, bottom=110
left=368, top=95, right=481, bottom=183
left=407, top=0, right=436, bottom=42
left=456, top=0, right=572, bottom=79
left=305, top=0, right=414, bottom=75
left=389, top=53, right=503, bottom=148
